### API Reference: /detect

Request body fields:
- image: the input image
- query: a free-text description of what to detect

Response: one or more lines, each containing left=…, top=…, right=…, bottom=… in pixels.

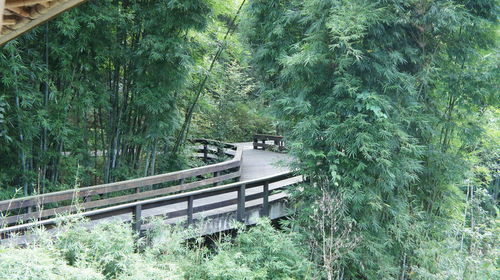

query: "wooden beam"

left=0, top=0, right=5, bottom=33
left=5, top=0, right=51, bottom=9
left=0, top=0, right=88, bottom=45
left=38, top=1, right=51, bottom=8
left=7, top=7, right=32, bottom=18
left=2, top=17, right=16, bottom=25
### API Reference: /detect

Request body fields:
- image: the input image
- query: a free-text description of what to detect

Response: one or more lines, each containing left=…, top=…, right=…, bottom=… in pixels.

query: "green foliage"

left=242, top=0, right=499, bottom=279
left=0, top=0, right=224, bottom=195
left=0, top=95, right=9, bottom=142
left=0, top=0, right=497, bottom=279
left=0, top=247, right=104, bottom=280
left=0, top=0, right=272, bottom=197
left=202, top=220, right=313, bottom=279
left=173, top=0, right=275, bottom=144
left=55, top=220, right=136, bottom=278
left=0, top=218, right=314, bottom=280
left=194, top=60, right=275, bottom=142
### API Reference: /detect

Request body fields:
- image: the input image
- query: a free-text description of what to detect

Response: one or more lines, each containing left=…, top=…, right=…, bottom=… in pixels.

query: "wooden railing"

left=0, top=139, right=242, bottom=227
left=1, top=171, right=301, bottom=239
left=253, top=134, right=285, bottom=151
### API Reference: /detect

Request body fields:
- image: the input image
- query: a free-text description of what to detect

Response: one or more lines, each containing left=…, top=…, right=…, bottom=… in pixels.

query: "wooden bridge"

left=0, top=135, right=302, bottom=243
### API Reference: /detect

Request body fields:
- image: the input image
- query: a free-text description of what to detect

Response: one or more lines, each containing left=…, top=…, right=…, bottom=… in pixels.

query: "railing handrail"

left=0, top=152, right=238, bottom=208
left=0, top=139, right=243, bottom=224
left=253, top=134, right=283, bottom=140
left=253, top=134, right=285, bottom=151
left=0, top=171, right=298, bottom=236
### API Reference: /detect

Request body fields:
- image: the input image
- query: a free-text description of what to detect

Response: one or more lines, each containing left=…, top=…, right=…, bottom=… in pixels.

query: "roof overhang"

left=0, top=0, right=88, bottom=46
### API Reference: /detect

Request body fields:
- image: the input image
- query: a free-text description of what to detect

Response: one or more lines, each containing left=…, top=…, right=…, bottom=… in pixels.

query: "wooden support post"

left=203, top=143, right=208, bottom=162
left=187, top=195, right=194, bottom=225
left=261, top=139, right=266, bottom=150
left=132, top=204, right=142, bottom=234
left=237, top=184, right=246, bottom=222
left=253, top=136, right=258, bottom=149
left=213, top=171, right=219, bottom=186
left=135, top=187, right=140, bottom=202
left=262, top=181, right=269, bottom=217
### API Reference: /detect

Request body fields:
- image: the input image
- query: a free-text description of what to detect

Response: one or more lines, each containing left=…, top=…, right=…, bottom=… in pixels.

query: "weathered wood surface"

left=1, top=172, right=301, bottom=243
left=1, top=0, right=89, bottom=45
left=0, top=138, right=300, bottom=243
left=0, top=0, right=5, bottom=33
left=1, top=180, right=299, bottom=245
left=236, top=142, right=292, bottom=181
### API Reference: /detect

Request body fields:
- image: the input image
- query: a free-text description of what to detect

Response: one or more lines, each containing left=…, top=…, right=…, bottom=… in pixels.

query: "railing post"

left=261, top=139, right=266, bottom=150
left=187, top=195, right=194, bottom=225
left=253, top=136, right=258, bottom=150
left=262, top=181, right=269, bottom=217
left=203, top=143, right=208, bottom=162
left=135, top=187, right=141, bottom=204
left=213, top=171, right=220, bottom=186
left=132, top=204, right=142, bottom=234
left=237, top=184, right=246, bottom=222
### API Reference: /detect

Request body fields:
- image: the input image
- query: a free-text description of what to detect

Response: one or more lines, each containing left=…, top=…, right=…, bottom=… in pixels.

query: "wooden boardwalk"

left=101, top=142, right=295, bottom=226
left=144, top=142, right=297, bottom=224
left=1, top=137, right=301, bottom=244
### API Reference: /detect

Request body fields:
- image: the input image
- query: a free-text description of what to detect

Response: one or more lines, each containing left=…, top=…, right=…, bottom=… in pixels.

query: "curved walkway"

left=1, top=140, right=300, bottom=244
left=137, top=143, right=295, bottom=225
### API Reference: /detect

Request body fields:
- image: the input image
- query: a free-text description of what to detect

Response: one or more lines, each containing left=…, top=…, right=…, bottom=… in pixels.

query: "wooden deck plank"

left=234, top=142, right=293, bottom=181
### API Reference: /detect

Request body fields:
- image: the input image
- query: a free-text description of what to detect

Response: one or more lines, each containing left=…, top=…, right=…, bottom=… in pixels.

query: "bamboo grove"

left=0, top=0, right=272, bottom=199
left=241, top=0, right=498, bottom=279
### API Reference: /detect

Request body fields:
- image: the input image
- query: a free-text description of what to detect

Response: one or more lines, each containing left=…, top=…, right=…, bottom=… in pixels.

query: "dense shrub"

left=0, top=218, right=314, bottom=280
left=203, top=220, right=313, bottom=279
left=0, top=247, right=104, bottom=280
left=54, top=220, right=136, bottom=278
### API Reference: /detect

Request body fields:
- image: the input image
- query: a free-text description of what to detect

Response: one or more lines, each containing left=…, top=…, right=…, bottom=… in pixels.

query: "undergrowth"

left=0, top=218, right=314, bottom=280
